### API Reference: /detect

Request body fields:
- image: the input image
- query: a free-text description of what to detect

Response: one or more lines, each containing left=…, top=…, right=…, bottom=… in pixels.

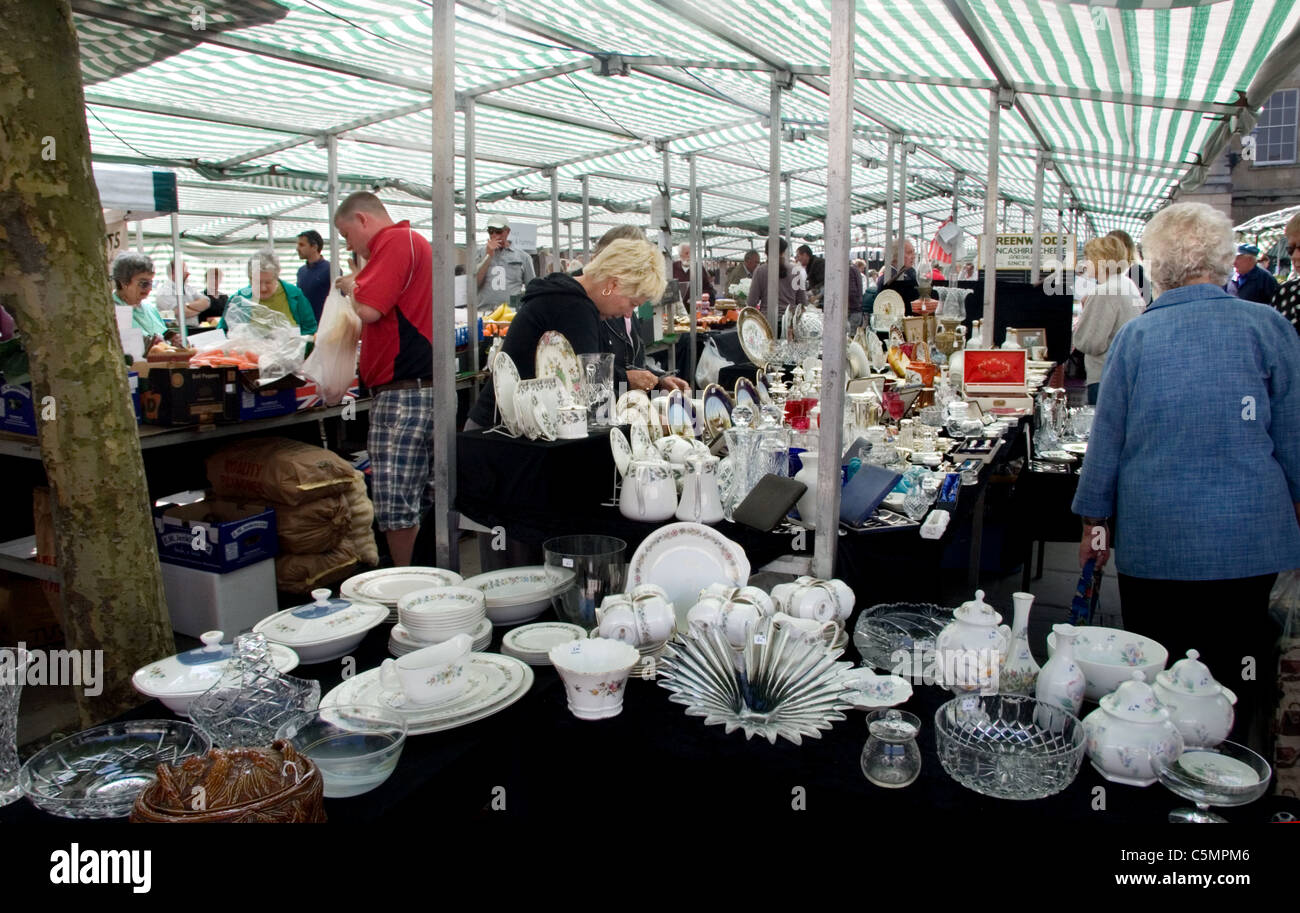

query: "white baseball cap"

left=486, top=214, right=510, bottom=230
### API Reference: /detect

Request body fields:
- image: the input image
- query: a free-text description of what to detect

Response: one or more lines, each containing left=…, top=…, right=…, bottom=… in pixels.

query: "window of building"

left=1251, top=88, right=1298, bottom=166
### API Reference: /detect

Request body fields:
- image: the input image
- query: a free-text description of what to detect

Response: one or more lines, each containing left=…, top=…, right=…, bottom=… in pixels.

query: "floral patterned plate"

left=841, top=668, right=913, bottom=709
left=1175, top=750, right=1261, bottom=788
left=737, top=306, right=773, bottom=365
left=320, top=654, right=533, bottom=736
left=535, top=330, right=582, bottom=406
left=627, top=522, right=750, bottom=633
left=341, top=567, right=463, bottom=606
left=492, top=351, right=522, bottom=433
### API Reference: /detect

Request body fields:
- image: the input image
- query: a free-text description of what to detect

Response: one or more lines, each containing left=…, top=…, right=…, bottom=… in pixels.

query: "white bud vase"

left=793, top=452, right=819, bottom=529
left=1000, top=591, right=1041, bottom=696
left=1035, top=623, right=1087, bottom=716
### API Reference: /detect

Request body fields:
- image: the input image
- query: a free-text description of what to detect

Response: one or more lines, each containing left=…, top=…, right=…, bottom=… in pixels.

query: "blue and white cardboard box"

left=154, top=497, right=278, bottom=573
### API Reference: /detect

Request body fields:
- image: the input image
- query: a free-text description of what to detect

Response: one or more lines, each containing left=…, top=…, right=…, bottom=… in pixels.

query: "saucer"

left=841, top=669, right=913, bottom=708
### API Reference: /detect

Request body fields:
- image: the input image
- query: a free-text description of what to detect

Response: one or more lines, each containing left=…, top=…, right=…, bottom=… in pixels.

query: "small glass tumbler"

left=861, top=709, right=922, bottom=788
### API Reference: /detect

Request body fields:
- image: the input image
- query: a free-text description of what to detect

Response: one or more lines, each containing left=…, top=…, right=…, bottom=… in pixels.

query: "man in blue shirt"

left=1225, top=242, right=1278, bottom=304
left=295, top=230, right=332, bottom=322
left=1074, top=203, right=1300, bottom=749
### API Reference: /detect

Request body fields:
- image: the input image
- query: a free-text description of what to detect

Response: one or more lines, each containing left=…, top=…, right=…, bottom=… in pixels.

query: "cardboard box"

left=141, top=366, right=238, bottom=426
left=160, top=558, right=277, bottom=638
left=295, top=375, right=361, bottom=411
left=154, top=497, right=278, bottom=573
left=237, top=385, right=298, bottom=420
left=0, top=380, right=37, bottom=436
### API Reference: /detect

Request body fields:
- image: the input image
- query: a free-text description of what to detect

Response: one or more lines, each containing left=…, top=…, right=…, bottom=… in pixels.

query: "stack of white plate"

left=500, top=622, right=586, bottom=666
left=341, top=567, right=464, bottom=623
left=463, top=566, right=577, bottom=627
left=390, top=586, right=491, bottom=656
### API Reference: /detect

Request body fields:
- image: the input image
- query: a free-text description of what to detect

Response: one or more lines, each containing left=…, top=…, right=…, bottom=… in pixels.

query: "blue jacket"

left=1072, top=283, right=1300, bottom=579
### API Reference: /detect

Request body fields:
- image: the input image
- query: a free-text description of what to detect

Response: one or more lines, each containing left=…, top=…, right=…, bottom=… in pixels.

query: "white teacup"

left=629, top=588, right=676, bottom=645
left=379, top=632, right=473, bottom=707
left=549, top=637, right=640, bottom=720
left=721, top=602, right=764, bottom=649
left=700, top=583, right=738, bottom=601
left=769, top=582, right=801, bottom=614
left=656, top=435, right=695, bottom=465
left=732, top=586, right=775, bottom=617
left=557, top=405, right=587, bottom=439
left=687, top=595, right=729, bottom=635
left=596, top=604, right=638, bottom=643
left=786, top=582, right=838, bottom=622
left=772, top=611, right=839, bottom=647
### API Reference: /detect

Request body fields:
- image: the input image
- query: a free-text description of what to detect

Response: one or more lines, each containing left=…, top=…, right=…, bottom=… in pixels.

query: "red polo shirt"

left=353, top=220, right=433, bottom=387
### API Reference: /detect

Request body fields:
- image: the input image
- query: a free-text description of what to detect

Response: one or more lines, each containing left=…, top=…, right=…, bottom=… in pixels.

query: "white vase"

left=1036, top=622, right=1087, bottom=716
left=1000, top=591, right=1041, bottom=696
left=793, top=452, right=819, bottom=529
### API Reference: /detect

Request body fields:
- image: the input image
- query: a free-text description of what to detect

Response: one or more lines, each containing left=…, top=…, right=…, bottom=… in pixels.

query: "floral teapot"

left=1083, top=671, right=1184, bottom=787
left=935, top=590, right=1010, bottom=694
left=1153, top=650, right=1236, bottom=748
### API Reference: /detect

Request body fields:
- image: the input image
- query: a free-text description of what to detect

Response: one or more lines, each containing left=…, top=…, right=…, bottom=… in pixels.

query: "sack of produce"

left=275, top=542, right=358, bottom=593
left=206, top=437, right=355, bottom=506
left=274, top=493, right=349, bottom=555
left=344, top=472, right=379, bottom=567
left=300, top=288, right=361, bottom=405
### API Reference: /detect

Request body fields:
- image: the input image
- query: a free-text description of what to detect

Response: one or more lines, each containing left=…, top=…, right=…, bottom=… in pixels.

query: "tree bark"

left=0, top=0, right=173, bottom=725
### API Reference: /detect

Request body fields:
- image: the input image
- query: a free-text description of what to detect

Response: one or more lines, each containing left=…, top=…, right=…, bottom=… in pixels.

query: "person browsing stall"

left=475, top=215, right=536, bottom=316
left=149, top=258, right=210, bottom=328
left=295, top=230, right=332, bottom=322
left=333, top=191, right=434, bottom=568
left=466, top=238, right=668, bottom=430
left=224, top=251, right=318, bottom=335
left=110, top=251, right=177, bottom=350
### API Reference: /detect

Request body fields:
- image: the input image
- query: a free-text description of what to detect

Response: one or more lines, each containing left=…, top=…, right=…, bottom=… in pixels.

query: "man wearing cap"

left=1226, top=243, right=1279, bottom=304
left=475, top=215, right=536, bottom=315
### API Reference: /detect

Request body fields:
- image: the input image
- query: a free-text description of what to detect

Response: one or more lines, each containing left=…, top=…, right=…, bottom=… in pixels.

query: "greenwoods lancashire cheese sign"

left=975, top=233, right=1077, bottom=271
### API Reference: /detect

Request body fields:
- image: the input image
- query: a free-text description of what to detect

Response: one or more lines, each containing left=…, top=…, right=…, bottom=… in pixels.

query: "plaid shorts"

left=368, top=387, right=435, bottom=532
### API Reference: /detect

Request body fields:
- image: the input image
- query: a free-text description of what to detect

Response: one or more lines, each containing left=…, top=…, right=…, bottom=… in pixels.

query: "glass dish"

left=935, top=694, right=1085, bottom=800
left=276, top=704, right=407, bottom=799
left=852, top=602, right=953, bottom=677
left=188, top=633, right=321, bottom=749
left=1152, top=740, right=1272, bottom=823
left=20, top=719, right=211, bottom=818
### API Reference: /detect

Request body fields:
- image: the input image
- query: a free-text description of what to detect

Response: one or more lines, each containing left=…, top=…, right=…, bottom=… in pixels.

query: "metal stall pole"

left=464, top=96, right=480, bottom=398
left=566, top=221, right=573, bottom=264
left=266, top=218, right=275, bottom=253
left=982, top=89, right=1005, bottom=344
left=689, top=154, right=700, bottom=391
left=581, top=175, right=590, bottom=264
left=883, top=136, right=896, bottom=272
left=1056, top=186, right=1067, bottom=273
left=783, top=172, right=792, bottom=241
left=134, top=221, right=143, bottom=250
left=327, top=134, right=341, bottom=282
left=1030, top=153, right=1045, bottom=285
left=170, top=212, right=186, bottom=346
left=814, top=0, right=854, bottom=578
left=550, top=169, right=561, bottom=274
left=431, top=0, right=457, bottom=569
left=895, top=142, right=909, bottom=271
left=767, top=72, right=783, bottom=325
left=662, top=145, right=673, bottom=289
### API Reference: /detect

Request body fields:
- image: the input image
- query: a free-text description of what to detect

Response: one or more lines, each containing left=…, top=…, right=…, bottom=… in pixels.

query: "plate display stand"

left=602, top=465, right=623, bottom=508
left=487, top=401, right=520, bottom=439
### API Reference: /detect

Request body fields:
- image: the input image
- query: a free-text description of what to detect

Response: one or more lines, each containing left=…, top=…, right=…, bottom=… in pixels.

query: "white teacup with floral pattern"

left=771, top=611, right=839, bottom=647
left=380, top=633, right=473, bottom=707
left=549, top=637, right=640, bottom=720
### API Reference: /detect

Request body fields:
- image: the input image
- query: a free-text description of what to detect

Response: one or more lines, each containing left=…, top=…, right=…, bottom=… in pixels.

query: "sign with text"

left=975, top=233, right=1076, bottom=271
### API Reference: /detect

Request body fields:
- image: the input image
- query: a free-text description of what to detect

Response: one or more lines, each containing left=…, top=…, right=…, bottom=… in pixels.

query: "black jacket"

left=468, top=273, right=600, bottom=428
left=600, top=314, right=663, bottom=392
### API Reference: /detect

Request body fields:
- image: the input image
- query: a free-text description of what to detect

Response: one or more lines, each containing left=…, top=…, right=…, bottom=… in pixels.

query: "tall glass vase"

left=1, top=647, right=29, bottom=807
left=1000, top=592, right=1041, bottom=696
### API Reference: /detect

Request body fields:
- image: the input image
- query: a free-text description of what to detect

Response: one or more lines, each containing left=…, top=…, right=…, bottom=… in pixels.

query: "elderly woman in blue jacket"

left=1073, top=202, right=1300, bottom=749
left=223, top=250, right=318, bottom=335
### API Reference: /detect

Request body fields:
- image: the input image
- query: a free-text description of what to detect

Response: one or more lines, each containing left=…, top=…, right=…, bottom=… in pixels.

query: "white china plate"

left=391, top=617, right=492, bottom=650
left=609, top=427, right=633, bottom=476
left=390, top=625, right=491, bottom=657
left=321, top=654, right=533, bottom=735
left=1037, top=450, right=1077, bottom=463
left=1062, top=442, right=1088, bottom=455
left=463, top=566, right=573, bottom=606
left=616, top=389, right=652, bottom=426
left=341, top=567, right=463, bottom=606
left=626, top=522, right=750, bottom=630
left=535, top=330, right=582, bottom=406
left=734, top=376, right=760, bottom=410
left=629, top=422, right=654, bottom=460
left=493, top=351, right=522, bottom=433
left=1176, top=751, right=1260, bottom=787
left=501, top=622, right=586, bottom=662
left=666, top=391, right=697, bottom=439
left=873, top=290, right=904, bottom=330
left=702, top=384, right=733, bottom=437
left=513, top=386, right=541, bottom=439
left=841, top=669, right=913, bottom=709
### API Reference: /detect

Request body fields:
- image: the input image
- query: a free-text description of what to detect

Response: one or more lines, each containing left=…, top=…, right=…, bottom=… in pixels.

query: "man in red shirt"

left=333, top=192, right=433, bottom=566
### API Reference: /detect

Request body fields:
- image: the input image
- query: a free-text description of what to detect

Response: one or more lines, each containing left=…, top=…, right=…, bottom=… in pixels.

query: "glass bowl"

left=935, top=694, right=1086, bottom=800
left=20, top=719, right=211, bottom=818
left=276, top=703, right=406, bottom=798
left=852, top=602, right=952, bottom=677
left=1152, top=740, right=1272, bottom=823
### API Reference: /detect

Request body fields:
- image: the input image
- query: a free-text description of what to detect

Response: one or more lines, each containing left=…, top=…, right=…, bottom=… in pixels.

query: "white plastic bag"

left=301, top=287, right=361, bottom=404
left=196, top=302, right=307, bottom=383
left=695, top=337, right=732, bottom=388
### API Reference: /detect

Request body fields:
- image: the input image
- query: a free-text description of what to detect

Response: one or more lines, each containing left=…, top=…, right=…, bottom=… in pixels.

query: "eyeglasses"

left=134, top=279, right=154, bottom=289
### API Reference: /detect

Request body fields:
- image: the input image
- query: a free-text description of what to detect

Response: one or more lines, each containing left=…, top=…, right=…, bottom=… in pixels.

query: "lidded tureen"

left=1082, top=670, right=1184, bottom=787
left=1152, top=650, right=1236, bottom=748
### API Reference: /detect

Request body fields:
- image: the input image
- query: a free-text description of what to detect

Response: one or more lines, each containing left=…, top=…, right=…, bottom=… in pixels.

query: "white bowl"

left=132, top=633, right=301, bottom=716
left=485, top=598, right=553, bottom=627
left=1047, top=626, right=1168, bottom=702
left=549, top=637, right=640, bottom=720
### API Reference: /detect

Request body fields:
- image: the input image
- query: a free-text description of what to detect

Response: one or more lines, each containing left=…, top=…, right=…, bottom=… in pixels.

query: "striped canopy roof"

left=74, top=0, right=1300, bottom=268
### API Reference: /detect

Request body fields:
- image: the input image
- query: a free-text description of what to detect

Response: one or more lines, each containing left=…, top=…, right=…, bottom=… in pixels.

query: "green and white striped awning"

left=73, top=0, right=1300, bottom=261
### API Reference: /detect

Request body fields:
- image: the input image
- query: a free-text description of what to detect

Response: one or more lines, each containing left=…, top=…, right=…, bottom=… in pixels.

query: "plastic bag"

left=201, top=303, right=307, bottom=384
left=301, top=288, right=361, bottom=404
left=695, top=337, right=732, bottom=388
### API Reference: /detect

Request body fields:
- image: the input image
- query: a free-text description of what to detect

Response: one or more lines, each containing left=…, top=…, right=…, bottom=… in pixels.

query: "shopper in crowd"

left=466, top=238, right=667, bottom=430
left=333, top=191, right=434, bottom=567
left=672, top=242, right=715, bottom=306
left=150, top=258, right=210, bottom=328
left=1260, top=253, right=1273, bottom=274
left=726, top=250, right=759, bottom=290
left=749, top=237, right=807, bottom=332
left=1225, top=242, right=1279, bottom=304
left=1270, top=212, right=1300, bottom=335
left=1074, top=202, right=1300, bottom=750
left=853, top=258, right=868, bottom=278
left=585, top=225, right=690, bottom=395
left=878, top=239, right=917, bottom=287
left=1071, top=236, right=1145, bottom=405
left=474, top=214, right=536, bottom=317
left=224, top=250, right=318, bottom=335
left=1105, top=229, right=1151, bottom=306
left=200, top=268, right=228, bottom=322
left=795, top=244, right=826, bottom=295
left=295, top=229, right=332, bottom=322
left=867, top=268, right=879, bottom=289
left=111, top=251, right=175, bottom=349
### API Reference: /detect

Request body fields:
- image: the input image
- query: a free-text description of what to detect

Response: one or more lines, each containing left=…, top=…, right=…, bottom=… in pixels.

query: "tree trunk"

left=0, top=0, right=173, bottom=725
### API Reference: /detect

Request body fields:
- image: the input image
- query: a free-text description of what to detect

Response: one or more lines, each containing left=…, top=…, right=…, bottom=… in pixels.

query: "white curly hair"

left=1140, top=202, right=1234, bottom=295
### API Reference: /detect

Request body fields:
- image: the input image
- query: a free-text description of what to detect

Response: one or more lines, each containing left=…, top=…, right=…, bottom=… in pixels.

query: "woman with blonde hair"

left=1106, top=228, right=1150, bottom=305
left=1072, top=235, right=1145, bottom=404
left=466, top=238, right=667, bottom=429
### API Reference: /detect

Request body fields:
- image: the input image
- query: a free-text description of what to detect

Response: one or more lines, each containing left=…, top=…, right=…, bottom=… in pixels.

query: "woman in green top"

left=111, top=251, right=176, bottom=348
left=223, top=250, right=319, bottom=335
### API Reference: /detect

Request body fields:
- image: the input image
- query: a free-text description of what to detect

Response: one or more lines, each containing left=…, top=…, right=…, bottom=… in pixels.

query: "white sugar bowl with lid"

left=254, top=588, right=389, bottom=663
left=935, top=589, right=1010, bottom=694
left=1082, top=671, right=1184, bottom=787
left=1152, top=649, right=1237, bottom=748
left=131, top=631, right=301, bottom=716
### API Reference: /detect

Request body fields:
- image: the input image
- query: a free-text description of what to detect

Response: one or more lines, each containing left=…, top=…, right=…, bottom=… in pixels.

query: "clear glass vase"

left=0, top=647, right=29, bottom=807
